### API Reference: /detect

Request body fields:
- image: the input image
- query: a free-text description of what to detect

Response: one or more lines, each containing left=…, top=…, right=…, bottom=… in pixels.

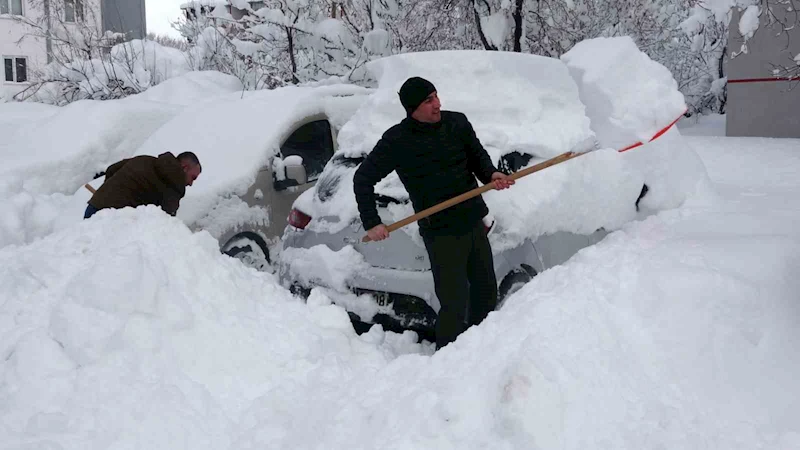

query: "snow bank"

left=3, top=135, right=799, bottom=448
left=131, top=84, right=372, bottom=226
left=0, top=207, right=427, bottom=449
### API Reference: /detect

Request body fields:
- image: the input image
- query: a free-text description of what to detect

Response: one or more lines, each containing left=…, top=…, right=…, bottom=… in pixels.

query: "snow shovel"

left=361, top=150, right=582, bottom=242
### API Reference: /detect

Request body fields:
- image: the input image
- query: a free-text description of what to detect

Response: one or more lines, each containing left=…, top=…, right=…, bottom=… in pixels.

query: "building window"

left=4, top=57, right=28, bottom=83
left=0, top=0, right=24, bottom=16
left=250, top=1, right=265, bottom=10
left=65, top=0, right=84, bottom=22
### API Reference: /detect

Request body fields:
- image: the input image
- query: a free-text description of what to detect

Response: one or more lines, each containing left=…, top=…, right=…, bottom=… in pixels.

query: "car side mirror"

left=284, top=156, right=307, bottom=185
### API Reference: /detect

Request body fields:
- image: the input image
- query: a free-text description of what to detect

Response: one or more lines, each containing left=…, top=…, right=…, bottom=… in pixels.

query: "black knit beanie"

left=398, top=77, right=437, bottom=116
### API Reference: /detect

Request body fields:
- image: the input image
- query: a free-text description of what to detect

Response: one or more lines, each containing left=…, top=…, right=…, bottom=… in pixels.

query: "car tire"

left=222, top=232, right=273, bottom=273
left=497, top=264, right=537, bottom=309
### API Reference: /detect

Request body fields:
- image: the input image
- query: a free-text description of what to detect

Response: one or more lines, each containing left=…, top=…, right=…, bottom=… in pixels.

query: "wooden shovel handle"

left=361, top=151, right=582, bottom=243
left=84, top=184, right=97, bottom=194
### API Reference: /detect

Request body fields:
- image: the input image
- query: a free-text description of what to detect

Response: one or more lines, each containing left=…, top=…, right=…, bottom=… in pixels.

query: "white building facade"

left=1, top=0, right=145, bottom=99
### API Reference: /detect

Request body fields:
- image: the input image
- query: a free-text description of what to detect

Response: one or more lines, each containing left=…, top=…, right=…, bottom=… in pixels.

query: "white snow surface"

left=2, top=122, right=799, bottom=448
left=561, top=36, right=688, bottom=151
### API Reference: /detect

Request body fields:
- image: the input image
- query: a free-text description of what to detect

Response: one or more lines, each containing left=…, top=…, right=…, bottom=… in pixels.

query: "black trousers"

left=422, top=221, right=498, bottom=349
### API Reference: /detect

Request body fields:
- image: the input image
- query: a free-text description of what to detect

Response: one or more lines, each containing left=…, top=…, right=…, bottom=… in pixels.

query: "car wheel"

left=222, top=232, right=273, bottom=273
left=497, top=264, right=537, bottom=309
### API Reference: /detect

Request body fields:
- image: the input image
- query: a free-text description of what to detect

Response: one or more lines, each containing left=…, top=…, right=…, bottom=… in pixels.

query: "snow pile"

left=0, top=207, right=428, bottom=449
left=2, top=135, right=799, bottom=449
left=561, top=36, right=687, bottom=151
left=561, top=36, right=709, bottom=212
left=130, top=84, right=372, bottom=227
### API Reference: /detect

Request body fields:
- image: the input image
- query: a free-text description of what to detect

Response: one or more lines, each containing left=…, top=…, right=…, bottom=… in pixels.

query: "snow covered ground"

left=1, top=111, right=799, bottom=449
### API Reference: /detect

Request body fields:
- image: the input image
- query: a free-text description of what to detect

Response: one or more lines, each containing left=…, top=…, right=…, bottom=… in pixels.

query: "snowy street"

left=1, top=114, right=799, bottom=448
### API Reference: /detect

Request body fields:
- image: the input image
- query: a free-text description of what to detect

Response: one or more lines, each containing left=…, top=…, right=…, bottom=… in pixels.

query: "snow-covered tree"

left=9, top=0, right=182, bottom=104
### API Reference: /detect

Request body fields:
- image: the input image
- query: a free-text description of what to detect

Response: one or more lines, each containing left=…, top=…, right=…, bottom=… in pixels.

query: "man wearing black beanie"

left=353, top=76, right=515, bottom=350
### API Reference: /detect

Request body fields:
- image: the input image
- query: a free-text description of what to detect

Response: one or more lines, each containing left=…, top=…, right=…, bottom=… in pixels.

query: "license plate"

left=373, top=291, right=390, bottom=306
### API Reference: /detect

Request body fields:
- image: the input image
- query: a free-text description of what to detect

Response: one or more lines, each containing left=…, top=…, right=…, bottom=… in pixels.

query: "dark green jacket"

left=89, top=152, right=186, bottom=216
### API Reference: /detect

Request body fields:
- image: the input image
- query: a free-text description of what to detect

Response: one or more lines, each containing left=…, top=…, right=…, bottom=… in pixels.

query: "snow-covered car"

left=81, top=82, right=373, bottom=271
left=276, top=45, right=694, bottom=338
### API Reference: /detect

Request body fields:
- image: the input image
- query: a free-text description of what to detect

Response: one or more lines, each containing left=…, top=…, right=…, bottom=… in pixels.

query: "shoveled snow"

left=1, top=124, right=799, bottom=448
left=561, top=36, right=688, bottom=151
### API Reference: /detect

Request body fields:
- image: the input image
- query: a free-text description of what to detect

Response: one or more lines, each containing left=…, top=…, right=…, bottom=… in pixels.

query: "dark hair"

left=177, top=151, right=201, bottom=170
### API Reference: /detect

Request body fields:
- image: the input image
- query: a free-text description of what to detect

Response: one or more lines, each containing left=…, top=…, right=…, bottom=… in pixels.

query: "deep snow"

left=1, top=116, right=799, bottom=449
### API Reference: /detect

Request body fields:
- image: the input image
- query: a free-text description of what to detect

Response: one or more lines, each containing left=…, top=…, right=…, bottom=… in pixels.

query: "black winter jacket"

left=353, top=111, right=498, bottom=236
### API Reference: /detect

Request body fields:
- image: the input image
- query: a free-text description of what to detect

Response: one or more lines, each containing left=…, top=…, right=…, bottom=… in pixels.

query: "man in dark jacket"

left=353, top=76, right=514, bottom=349
left=84, top=151, right=202, bottom=219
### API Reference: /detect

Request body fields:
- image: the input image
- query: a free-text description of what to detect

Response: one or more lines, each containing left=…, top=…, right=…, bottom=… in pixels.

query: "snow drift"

left=2, top=131, right=799, bottom=448
left=0, top=208, right=428, bottom=449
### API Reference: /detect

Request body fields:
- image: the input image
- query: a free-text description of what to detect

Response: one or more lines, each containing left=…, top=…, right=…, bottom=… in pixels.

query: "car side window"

left=280, top=120, right=334, bottom=183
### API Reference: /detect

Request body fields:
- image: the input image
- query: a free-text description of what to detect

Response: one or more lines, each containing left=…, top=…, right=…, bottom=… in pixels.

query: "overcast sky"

left=146, top=0, right=186, bottom=38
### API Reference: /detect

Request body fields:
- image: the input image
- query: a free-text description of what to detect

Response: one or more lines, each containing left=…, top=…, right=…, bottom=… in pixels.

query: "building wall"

left=1, top=0, right=103, bottom=97
left=1, top=1, right=46, bottom=96
left=726, top=3, right=800, bottom=138
left=102, top=0, right=145, bottom=40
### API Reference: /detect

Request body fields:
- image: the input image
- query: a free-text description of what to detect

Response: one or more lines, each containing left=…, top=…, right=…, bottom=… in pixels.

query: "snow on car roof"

left=131, top=83, right=373, bottom=225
